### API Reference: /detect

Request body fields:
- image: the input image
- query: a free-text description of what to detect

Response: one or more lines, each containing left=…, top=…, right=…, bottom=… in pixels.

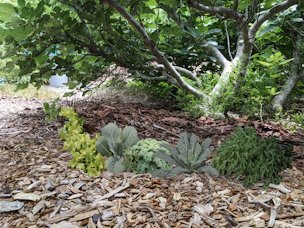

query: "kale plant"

left=212, top=127, right=292, bottom=187
left=96, top=123, right=139, bottom=174
left=154, top=132, right=219, bottom=178
left=126, top=138, right=171, bottom=174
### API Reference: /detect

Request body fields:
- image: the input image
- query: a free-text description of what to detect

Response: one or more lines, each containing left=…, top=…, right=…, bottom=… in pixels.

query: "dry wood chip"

left=68, top=194, right=83, bottom=200
left=269, top=184, right=291, bottom=194
left=173, top=193, right=181, bottom=201
left=26, top=181, right=41, bottom=191
left=13, top=192, right=40, bottom=202
left=32, top=200, right=45, bottom=215
left=0, top=194, right=12, bottom=198
left=217, top=189, right=231, bottom=195
left=143, top=192, right=155, bottom=199
left=70, top=209, right=99, bottom=222
left=277, top=212, right=304, bottom=219
left=201, top=214, right=219, bottom=227
left=49, top=221, right=79, bottom=228
left=48, top=206, right=93, bottom=223
left=69, top=186, right=81, bottom=194
left=49, top=201, right=63, bottom=218
left=268, top=208, right=277, bottom=227
left=193, top=204, right=214, bottom=216
left=93, top=182, right=130, bottom=204
left=274, top=221, right=303, bottom=228
left=87, top=217, right=96, bottom=228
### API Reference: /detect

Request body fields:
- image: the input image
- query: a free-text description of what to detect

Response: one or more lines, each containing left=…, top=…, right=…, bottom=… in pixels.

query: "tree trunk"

left=272, top=33, right=302, bottom=112
left=208, top=62, right=234, bottom=99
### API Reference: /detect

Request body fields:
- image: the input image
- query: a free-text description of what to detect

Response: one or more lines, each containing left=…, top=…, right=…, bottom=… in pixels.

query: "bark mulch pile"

left=0, top=96, right=304, bottom=228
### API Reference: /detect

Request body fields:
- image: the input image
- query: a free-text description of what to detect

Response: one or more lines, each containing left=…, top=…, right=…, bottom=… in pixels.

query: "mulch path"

left=0, top=96, right=304, bottom=228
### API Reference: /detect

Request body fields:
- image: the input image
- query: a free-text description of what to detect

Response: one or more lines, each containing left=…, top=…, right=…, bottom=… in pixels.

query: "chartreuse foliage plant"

left=59, top=107, right=105, bottom=176
left=126, top=138, right=171, bottom=174
left=96, top=123, right=139, bottom=174
left=213, top=127, right=292, bottom=187
left=154, top=132, right=219, bottom=178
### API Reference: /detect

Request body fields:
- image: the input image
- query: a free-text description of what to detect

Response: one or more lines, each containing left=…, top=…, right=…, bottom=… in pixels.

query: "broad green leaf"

left=96, top=136, right=112, bottom=156
left=155, top=151, right=179, bottom=166
left=0, top=3, right=16, bottom=22
left=121, top=126, right=139, bottom=148
left=106, top=157, right=126, bottom=174
left=101, top=122, right=121, bottom=154
left=176, top=132, right=189, bottom=155
left=170, top=166, right=189, bottom=176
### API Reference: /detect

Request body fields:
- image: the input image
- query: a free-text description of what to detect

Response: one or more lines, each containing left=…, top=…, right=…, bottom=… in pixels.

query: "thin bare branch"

left=187, top=0, right=244, bottom=20
left=224, top=21, right=233, bottom=61
left=205, top=44, right=230, bottom=67
left=101, top=0, right=207, bottom=99
left=153, top=64, right=202, bottom=86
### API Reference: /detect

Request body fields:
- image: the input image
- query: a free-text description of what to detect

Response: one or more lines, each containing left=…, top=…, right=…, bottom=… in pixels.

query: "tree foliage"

left=0, top=0, right=302, bottom=113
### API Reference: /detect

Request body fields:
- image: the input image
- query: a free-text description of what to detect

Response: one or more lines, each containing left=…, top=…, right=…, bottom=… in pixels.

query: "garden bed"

left=0, top=95, right=304, bottom=228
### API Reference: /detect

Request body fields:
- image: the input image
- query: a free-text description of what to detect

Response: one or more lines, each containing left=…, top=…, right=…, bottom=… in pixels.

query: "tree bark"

left=272, top=33, right=302, bottom=111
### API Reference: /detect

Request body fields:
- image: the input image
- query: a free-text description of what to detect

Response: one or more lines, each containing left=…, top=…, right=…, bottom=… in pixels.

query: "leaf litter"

left=0, top=96, right=303, bottom=227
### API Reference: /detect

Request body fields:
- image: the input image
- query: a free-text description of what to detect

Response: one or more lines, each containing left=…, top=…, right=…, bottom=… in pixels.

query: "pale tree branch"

left=101, top=0, right=207, bottom=99
left=249, top=0, right=298, bottom=38
left=205, top=44, right=230, bottom=67
left=224, top=21, right=233, bottom=61
left=272, top=32, right=302, bottom=111
left=136, top=71, right=179, bottom=86
left=187, top=0, right=244, bottom=20
left=159, top=2, right=229, bottom=72
left=152, top=64, right=202, bottom=86
left=234, top=35, right=244, bottom=61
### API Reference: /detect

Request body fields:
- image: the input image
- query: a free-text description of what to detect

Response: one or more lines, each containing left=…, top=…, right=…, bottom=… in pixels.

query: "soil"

left=0, top=93, right=304, bottom=228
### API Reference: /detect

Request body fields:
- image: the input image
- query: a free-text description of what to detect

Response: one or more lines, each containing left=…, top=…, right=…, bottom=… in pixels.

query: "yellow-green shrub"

left=59, top=107, right=105, bottom=176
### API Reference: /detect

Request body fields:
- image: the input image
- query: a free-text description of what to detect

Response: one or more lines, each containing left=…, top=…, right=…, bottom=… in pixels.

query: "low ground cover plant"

left=59, top=107, right=105, bottom=176
left=213, top=127, right=292, bottom=187
left=43, top=98, right=61, bottom=122
left=58, top=115, right=291, bottom=188
left=126, top=138, right=171, bottom=174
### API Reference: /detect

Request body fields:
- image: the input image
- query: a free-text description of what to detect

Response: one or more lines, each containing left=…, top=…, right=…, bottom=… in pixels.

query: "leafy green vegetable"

left=96, top=122, right=139, bottom=174
left=126, top=138, right=171, bottom=174
left=212, top=127, right=292, bottom=187
left=59, top=107, right=105, bottom=176
left=154, top=132, right=219, bottom=178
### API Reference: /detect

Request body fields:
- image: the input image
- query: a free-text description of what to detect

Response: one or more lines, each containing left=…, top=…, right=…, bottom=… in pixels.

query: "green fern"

left=212, top=127, right=292, bottom=187
left=153, top=132, right=219, bottom=178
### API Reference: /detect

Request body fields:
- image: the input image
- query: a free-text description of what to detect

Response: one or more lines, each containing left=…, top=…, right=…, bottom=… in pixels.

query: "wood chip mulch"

left=0, top=96, right=303, bottom=228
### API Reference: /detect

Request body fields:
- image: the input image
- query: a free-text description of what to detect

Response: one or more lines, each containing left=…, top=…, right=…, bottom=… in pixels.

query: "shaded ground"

left=0, top=94, right=304, bottom=228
